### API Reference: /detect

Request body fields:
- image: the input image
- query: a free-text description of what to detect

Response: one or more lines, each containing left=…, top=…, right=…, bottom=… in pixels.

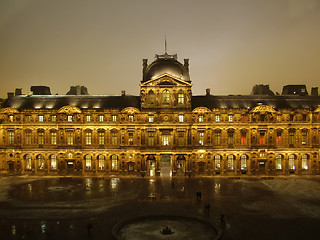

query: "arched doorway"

left=176, top=155, right=186, bottom=176
left=161, top=155, right=171, bottom=177
left=147, top=155, right=156, bottom=177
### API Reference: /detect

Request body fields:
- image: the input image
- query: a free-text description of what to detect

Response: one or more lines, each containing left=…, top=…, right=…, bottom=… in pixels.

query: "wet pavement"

left=1, top=175, right=320, bottom=239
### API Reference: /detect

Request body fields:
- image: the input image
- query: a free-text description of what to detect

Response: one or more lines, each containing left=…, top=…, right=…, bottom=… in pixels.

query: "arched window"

left=214, top=155, right=221, bottom=170
left=98, top=155, right=105, bottom=170
left=178, top=90, right=184, bottom=104
left=227, top=155, right=234, bottom=170
left=147, top=90, right=155, bottom=104
left=241, top=155, right=247, bottom=170
left=276, top=155, right=282, bottom=170
left=37, top=154, right=44, bottom=170
left=111, top=155, right=118, bottom=170
left=25, top=154, right=32, bottom=170
left=302, top=154, right=308, bottom=170
left=85, top=155, right=92, bottom=170
left=50, top=155, right=57, bottom=170
left=289, top=154, right=295, bottom=170
left=162, top=90, right=170, bottom=104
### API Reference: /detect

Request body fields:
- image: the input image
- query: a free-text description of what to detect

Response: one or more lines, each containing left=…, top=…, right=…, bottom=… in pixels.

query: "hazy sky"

left=1, top=0, right=320, bottom=98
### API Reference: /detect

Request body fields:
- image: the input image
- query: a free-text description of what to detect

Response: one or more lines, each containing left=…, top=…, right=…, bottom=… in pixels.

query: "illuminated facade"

left=1, top=52, right=320, bottom=176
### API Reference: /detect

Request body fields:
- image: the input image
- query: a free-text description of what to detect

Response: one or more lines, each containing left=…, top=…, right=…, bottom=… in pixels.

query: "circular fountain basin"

left=112, top=214, right=220, bottom=240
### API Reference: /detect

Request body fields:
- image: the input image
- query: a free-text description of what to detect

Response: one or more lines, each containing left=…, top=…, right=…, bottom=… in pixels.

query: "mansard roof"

left=191, top=95, right=320, bottom=110
left=2, top=95, right=140, bottom=111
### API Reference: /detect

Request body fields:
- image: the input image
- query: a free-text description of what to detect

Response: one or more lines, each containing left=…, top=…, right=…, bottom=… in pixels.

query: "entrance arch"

left=176, top=155, right=186, bottom=176
left=147, top=155, right=156, bottom=177
left=161, top=155, right=171, bottom=177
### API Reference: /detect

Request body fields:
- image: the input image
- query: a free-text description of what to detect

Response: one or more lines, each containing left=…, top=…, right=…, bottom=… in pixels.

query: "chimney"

left=15, top=88, right=22, bottom=96
left=311, top=87, right=318, bottom=96
left=184, top=59, right=189, bottom=72
left=142, top=59, right=148, bottom=80
left=206, top=88, right=211, bottom=96
left=7, top=92, right=14, bottom=98
left=121, top=90, right=126, bottom=96
left=76, top=85, right=81, bottom=95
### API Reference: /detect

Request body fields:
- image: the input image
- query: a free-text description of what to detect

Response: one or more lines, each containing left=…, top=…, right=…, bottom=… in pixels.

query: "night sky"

left=1, top=0, right=320, bottom=98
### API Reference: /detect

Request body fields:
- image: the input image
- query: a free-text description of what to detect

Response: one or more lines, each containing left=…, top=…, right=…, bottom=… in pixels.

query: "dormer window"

left=86, top=115, right=91, bottom=122
left=199, top=115, right=204, bottom=122
left=162, top=90, right=170, bottom=104
left=39, top=115, right=44, bottom=122
left=128, top=115, right=134, bottom=122
left=148, top=115, right=154, bottom=122
left=67, top=115, right=72, bottom=122
left=178, top=90, right=184, bottom=104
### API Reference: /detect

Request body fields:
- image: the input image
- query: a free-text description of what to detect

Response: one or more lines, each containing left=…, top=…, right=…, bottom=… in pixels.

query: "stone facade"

left=1, top=52, right=320, bottom=176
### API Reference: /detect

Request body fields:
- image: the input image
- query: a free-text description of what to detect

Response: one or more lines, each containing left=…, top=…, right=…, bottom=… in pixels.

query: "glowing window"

left=228, top=115, right=233, bottom=122
left=99, top=115, right=104, bottom=122
left=179, top=115, right=184, bottom=122
left=289, top=155, right=295, bottom=170
left=38, top=155, right=45, bottom=170
left=67, top=115, right=72, bottom=122
left=67, top=132, right=74, bottom=145
left=39, top=115, right=44, bottom=122
left=302, top=154, right=308, bottom=170
left=214, top=155, right=221, bottom=170
left=8, top=131, right=14, bottom=144
left=98, top=155, right=105, bottom=170
left=99, top=132, right=105, bottom=145
left=25, top=132, right=32, bottom=145
left=86, top=115, right=91, bottom=122
left=162, top=90, right=170, bottom=104
left=178, top=91, right=184, bottom=104
left=111, top=155, right=118, bottom=170
left=276, top=155, right=282, bottom=169
left=25, top=154, right=32, bottom=170
left=112, top=132, right=117, bottom=145
left=199, top=132, right=204, bottom=145
left=85, top=155, right=92, bottom=170
left=112, top=115, right=117, bottom=122
left=215, top=115, right=220, bottom=122
left=162, top=135, right=170, bottom=146
left=241, top=155, right=247, bottom=170
left=148, top=115, right=154, bottom=122
left=51, top=132, right=57, bottom=145
left=128, top=115, right=134, bottom=122
left=199, top=115, right=204, bottom=122
left=51, top=115, right=56, bottom=122
left=86, top=132, right=92, bottom=145
left=50, top=155, right=57, bottom=170
left=128, top=132, right=134, bottom=145
left=227, top=155, right=234, bottom=170
left=38, top=131, right=44, bottom=145
left=241, top=132, right=247, bottom=145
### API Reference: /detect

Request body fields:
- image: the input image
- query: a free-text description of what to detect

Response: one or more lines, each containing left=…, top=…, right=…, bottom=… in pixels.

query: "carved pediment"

left=314, top=107, right=320, bottom=113
left=251, top=105, right=276, bottom=114
left=121, top=107, right=140, bottom=114
left=0, top=107, right=19, bottom=114
left=58, top=105, right=82, bottom=114
left=192, top=107, right=211, bottom=113
left=141, top=74, right=192, bottom=87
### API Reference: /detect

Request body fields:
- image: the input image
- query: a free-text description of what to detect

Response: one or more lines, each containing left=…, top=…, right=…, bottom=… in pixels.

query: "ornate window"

left=8, top=131, right=14, bottom=144
left=179, top=115, right=184, bottom=122
left=99, top=115, right=104, bottom=122
left=51, top=115, right=56, bottom=122
left=241, top=155, right=247, bottom=170
left=128, top=132, right=134, bottom=145
left=302, top=154, right=308, bottom=170
left=276, top=155, right=282, bottom=170
left=302, top=130, right=308, bottom=145
left=112, top=115, right=117, bottom=122
left=85, top=155, right=92, bottom=170
left=25, top=154, right=32, bottom=170
left=67, top=131, right=74, bottom=145
left=276, top=131, right=282, bottom=145
left=215, top=115, right=220, bottom=122
left=39, top=115, right=44, bottom=122
left=215, top=131, right=221, bottom=145
left=148, top=132, right=154, bottom=146
left=86, top=115, right=91, bottom=122
left=148, top=115, right=154, bottom=122
left=178, top=90, right=184, bottom=104
left=51, top=132, right=57, bottom=145
left=98, top=155, right=105, bottom=170
left=111, top=155, right=118, bottom=170
left=147, top=90, right=155, bottom=104
left=228, top=131, right=234, bottom=145
left=289, top=130, right=295, bottom=145
left=162, top=134, right=170, bottom=146
left=98, top=131, right=105, bottom=145
left=38, top=154, right=45, bottom=170
left=38, top=131, right=44, bottom=145
left=178, top=132, right=184, bottom=146
left=241, top=132, right=247, bottom=145
left=112, top=132, right=118, bottom=145
left=214, top=155, right=221, bottom=170
left=227, top=155, right=234, bottom=170
left=228, top=115, right=233, bottom=122
left=50, top=155, right=57, bottom=170
left=128, top=115, right=134, bottom=122
left=199, top=115, right=204, bottom=122
left=289, top=155, right=295, bottom=170
left=25, top=131, right=32, bottom=145
left=199, top=132, right=204, bottom=145
left=162, top=90, right=170, bottom=104
left=85, top=132, right=92, bottom=145
left=67, top=115, right=72, bottom=122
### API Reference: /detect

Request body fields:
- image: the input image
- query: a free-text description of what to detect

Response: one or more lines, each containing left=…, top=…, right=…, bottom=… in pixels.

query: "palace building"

left=1, top=51, right=320, bottom=176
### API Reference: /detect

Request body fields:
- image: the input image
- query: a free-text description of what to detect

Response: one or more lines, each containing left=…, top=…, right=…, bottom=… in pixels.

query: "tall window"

left=128, top=115, right=134, bottom=122
left=228, top=115, right=233, bottom=122
left=86, top=115, right=91, bottom=122
left=25, top=154, right=32, bottom=170
left=85, top=155, right=91, bottom=170
left=259, top=132, right=265, bottom=145
left=50, top=155, right=57, bottom=170
left=228, top=132, right=234, bottom=145
left=111, top=155, right=118, bottom=170
left=68, top=115, right=72, bottom=122
left=8, top=131, right=14, bottom=144
left=289, top=155, right=295, bottom=170
left=276, top=155, right=282, bottom=170
left=241, top=155, right=247, bottom=170
left=215, top=131, right=221, bottom=145
left=162, top=135, right=170, bottom=146
left=178, top=132, right=184, bottom=146
left=38, top=131, right=44, bottom=145
left=99, top=115, right=104, bottom=122
left=302, top=154, right=308, bottom=170
left=98, top=155, right=105, bottom=170
left=148, top=132, right=154, bottom=146
left=241, top=132, right=247, bottom=145
left=112, top=132, right=118, bottom=145
left=178, top=90, right=184, bottom=104
left=147, top=90, right=155, bottom=104
left=179, top=115, right=184, bottom=122
left=227, top=155, right=234, bottom=170
left=9, top=115, right=13, bottom=122
left=276, top=131, right=282, bottom=145
left=289, top=131, right=295, bottom=145
left=51, top=132, right=57, bottom=145
left=38, top=155, right=45, bottom=170
left=302, top=131, right=307, bottom=145
left=51, top=115, right=56, bottom=122
left=112, top=115, right=117, bottom=122
left=162, top=90, right=170, bottom=104
left=128, top=132, right=134, bottom=145
left=39, top=115, right=44, bottom=122
left=25, top=132, right=32, bottom=144
left=67, top=132, right=74, bottom=145
left=199, top=115, right=204, bottom=122
left=98, top=132, right=105, bottom=145
left=215, top=115, right=220, bottom=122
left=25, top=115, right=31, bottom=122
left=214, top=155, right=221, bottom=170
left=148, top=115, right=154, bottom=122
left=199, top=132, right=204, bottom=145
left=86, top=132, right=92, bottom=145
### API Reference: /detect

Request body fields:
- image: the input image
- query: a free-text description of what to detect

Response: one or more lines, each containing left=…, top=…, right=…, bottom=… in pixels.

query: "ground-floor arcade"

left=1, top=148, right=320, bottom=176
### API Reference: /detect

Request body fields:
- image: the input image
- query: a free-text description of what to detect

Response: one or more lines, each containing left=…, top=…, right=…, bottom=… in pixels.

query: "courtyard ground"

left=0, top=175, right=320, bottom=239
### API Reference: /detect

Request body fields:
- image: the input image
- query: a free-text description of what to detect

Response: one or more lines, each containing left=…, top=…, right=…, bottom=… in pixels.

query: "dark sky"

left=1, top=0, right=320, bottom=98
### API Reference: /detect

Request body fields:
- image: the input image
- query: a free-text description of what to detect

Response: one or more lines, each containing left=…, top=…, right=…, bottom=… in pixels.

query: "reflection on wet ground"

left=0, top=176, right=320, bottom=239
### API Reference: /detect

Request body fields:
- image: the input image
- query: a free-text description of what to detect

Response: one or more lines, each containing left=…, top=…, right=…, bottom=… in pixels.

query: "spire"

left=165, top=36, right=167, bottom=53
